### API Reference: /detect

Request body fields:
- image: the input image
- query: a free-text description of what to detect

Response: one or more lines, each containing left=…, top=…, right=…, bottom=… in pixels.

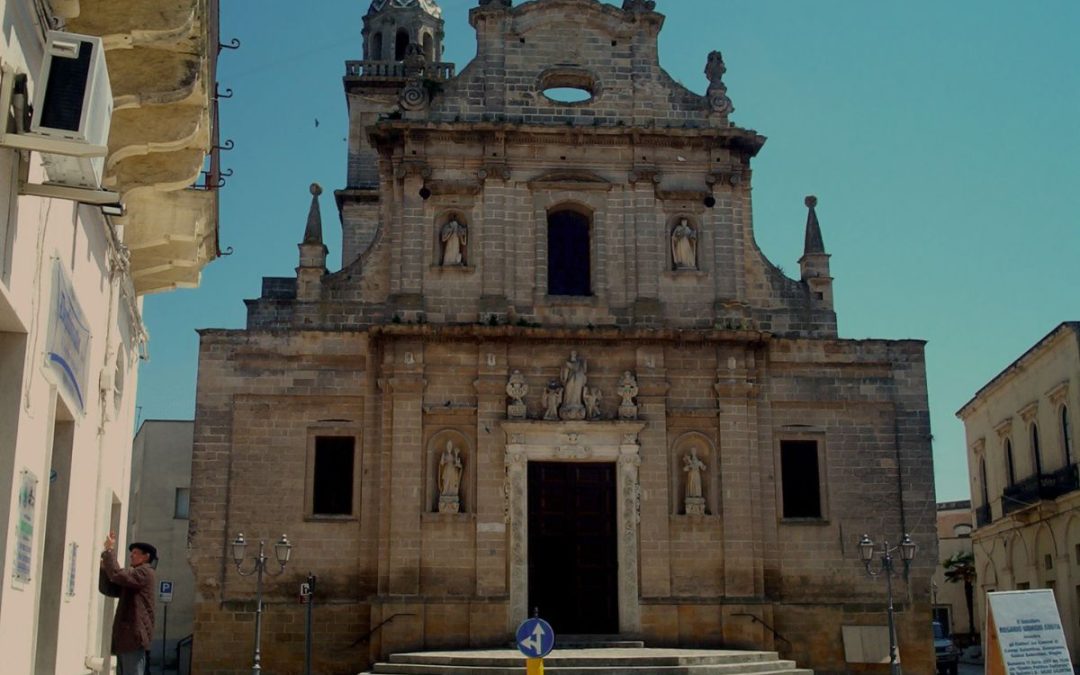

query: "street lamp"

left=858, top=533, right=916, bottom=675
left=232, top=532, right=293, bottom=674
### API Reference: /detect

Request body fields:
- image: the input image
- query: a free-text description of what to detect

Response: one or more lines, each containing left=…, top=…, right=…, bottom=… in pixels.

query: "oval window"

left=538, top=68, right=598, bottom=105
left=542, top=87, right=593, bottom=104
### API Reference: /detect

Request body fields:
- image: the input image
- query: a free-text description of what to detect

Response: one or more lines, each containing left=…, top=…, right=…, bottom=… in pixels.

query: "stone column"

left=617, top=438, right=643, bottom=633
left=504, top=440, right=528, bottom=631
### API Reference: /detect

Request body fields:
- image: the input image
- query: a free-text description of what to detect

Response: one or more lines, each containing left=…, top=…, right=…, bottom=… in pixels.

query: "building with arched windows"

left=958, top=321, right=1080, bottom=664
left=189, top=1, right=937, bottom=673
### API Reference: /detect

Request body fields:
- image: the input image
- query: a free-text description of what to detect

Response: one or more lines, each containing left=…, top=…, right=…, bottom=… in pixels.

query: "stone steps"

left=360, top=647, right=813, bottom=674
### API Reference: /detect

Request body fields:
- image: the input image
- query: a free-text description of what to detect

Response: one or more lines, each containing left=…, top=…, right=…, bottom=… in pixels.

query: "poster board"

left=985, top=589, right=1072, bottom=675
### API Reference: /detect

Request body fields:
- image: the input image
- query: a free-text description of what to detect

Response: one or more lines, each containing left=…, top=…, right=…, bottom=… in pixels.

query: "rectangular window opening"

left=173, top=487, right=190, bottom=519
left=1046, top=554, right=1054, bottom=571
left=780, top=439, right=822, bottom=519
left=313, top=436, right=355, bottom=516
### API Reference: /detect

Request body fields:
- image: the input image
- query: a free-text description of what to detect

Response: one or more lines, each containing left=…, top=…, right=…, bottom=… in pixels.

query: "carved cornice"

left=425, top=179, right=481, bottom=196
left=527, top=169, right=612, bottom=192
left=993, top=417, right=1014, bottom=439
left=971, top=437, right=986, bottom=455
left=369, top=123, right=767, bottom=157
left=367, top=324, right=772, bottom=345
left=1018, top=401, right=1039, bottom=423
left=1047, top=381, right=1070, bottom=406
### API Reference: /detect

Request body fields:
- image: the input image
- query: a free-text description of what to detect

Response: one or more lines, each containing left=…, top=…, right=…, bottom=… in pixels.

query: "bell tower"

left=341, top=0, right=453, bottom=268
left=363, top=0, right=445, bottom=63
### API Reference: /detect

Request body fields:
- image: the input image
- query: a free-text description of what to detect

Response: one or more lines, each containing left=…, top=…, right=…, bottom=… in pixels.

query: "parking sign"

left=159, top=580, right=173, bottom=603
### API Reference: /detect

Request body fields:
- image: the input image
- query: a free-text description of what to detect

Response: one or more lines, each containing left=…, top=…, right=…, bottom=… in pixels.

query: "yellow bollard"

left=526, top=657, right=544, bottom=675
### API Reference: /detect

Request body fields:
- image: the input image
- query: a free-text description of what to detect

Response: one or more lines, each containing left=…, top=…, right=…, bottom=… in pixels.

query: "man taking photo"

left=99, top=531, right=157, bottom=675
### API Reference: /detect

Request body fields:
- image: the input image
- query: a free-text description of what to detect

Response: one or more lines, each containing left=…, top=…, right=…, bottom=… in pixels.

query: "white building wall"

left=0, top=3, right=144, bottom=674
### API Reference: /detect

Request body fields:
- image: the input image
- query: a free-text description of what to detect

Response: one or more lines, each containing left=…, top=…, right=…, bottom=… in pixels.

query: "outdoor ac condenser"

left=29, top=31, right=113, bottom=189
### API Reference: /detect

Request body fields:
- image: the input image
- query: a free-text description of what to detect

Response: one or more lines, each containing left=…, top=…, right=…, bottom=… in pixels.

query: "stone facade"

left=958, top=322, right=1080, bottom=664
left=190, top=1, right=936, bottom=673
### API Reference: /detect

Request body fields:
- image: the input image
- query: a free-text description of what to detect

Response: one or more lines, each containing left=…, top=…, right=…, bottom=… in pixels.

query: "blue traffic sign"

left=515, top=617, right=555, bottom=658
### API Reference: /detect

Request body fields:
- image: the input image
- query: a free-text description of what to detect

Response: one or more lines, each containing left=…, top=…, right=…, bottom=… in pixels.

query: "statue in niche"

left=683, top=448, right=707, bottom=516
left=542, top=380, right=564, bottom=421
left=506, top=370, right=528, bottom=419
left=617, top=370, right=639, bottom=420
left=439, top=217, right=468, bottom=266
left=438, top=440, right=463, bottom=513
left=671, top=218, right=698, bottom=270
left=583, top=386, right=603, bottom=420
left=559, top=350, right=588, bottom=421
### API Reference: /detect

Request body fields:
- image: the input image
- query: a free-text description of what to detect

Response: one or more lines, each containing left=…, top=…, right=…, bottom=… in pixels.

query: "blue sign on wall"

left=515, top=617, right=555, bottom=659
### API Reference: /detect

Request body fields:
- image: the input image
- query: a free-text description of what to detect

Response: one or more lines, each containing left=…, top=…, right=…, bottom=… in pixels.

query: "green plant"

left=943, top=551, right=977, bottom=638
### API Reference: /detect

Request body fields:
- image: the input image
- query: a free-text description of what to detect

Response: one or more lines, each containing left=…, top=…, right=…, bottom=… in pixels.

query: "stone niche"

left=427, top=428, right=471, bottom=514
left=500, top=419, right=646, bottom=635
left=670, top=431, right=717, bottom=516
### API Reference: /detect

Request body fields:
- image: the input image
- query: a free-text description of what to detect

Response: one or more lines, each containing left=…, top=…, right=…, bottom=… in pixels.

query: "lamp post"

left=232, top=532, right=293, bottom=674
left=858, top=533, right=917, bottom=675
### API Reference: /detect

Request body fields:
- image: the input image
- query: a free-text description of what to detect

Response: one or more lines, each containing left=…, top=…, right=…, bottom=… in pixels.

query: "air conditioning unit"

left=29, top=31, right=113, bottom=189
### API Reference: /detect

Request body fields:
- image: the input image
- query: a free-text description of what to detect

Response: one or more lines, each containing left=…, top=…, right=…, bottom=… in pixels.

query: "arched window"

left=1031, top=424, right=1042, bottom=476
left=1063, top=406, right=1073, bottom=466
left=395, top=28, right=410, bottom=61
left=370, top=32, right=384, bottom=61
left=980, top=458, right=989, bottom=506
left=422, top=32, right=434, bottom=62
left=547, top=208, right=591, bottom=296
left=1005, top=439, right=1016, bottom=486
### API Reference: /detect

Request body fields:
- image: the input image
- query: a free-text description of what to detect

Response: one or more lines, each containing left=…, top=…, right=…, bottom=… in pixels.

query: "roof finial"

left=803, top=195, right=825, bottom=255
left=303, top=183, right=324, bottom=245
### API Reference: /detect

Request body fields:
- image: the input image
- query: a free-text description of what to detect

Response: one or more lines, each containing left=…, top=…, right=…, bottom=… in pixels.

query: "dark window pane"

left=313, top=436, right=354, bottom=515
left=781, top=440, right=821, bottom=518
left=547, top=210, right=591, bottom=296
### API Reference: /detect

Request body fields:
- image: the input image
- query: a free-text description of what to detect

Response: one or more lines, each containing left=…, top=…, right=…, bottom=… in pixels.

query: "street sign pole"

left=304, top=573, right=316, bottom=675
left=161, top=604, right=168, bottom=675
left=526, top=657, right=544, bottom=675
left=158, top=581, right=174, bottom=675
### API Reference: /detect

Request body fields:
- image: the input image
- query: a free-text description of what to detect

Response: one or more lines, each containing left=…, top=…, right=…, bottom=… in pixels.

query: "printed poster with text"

left=986, top=589, right=1072, bottom=675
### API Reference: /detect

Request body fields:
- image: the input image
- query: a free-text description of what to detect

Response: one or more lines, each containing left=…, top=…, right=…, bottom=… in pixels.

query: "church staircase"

left=360, top=647, right=813, bottom=674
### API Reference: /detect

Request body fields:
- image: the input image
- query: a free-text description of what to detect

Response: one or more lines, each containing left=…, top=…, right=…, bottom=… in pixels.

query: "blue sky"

left=135, top=0, right=1080, bottom=503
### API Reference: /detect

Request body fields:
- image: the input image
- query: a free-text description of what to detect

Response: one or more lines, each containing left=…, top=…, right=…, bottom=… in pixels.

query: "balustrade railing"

left=345, top=60, right=455, bottom=80
left=1001, top=464, right=1080, bottom=516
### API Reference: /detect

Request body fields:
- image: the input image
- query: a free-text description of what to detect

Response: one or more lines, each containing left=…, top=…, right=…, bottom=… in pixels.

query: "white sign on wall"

left=986, top=589, right=1072, bottom=675
left=46, top=259, right=91, bottom=414
left=12, top=469, right=37, bottom=587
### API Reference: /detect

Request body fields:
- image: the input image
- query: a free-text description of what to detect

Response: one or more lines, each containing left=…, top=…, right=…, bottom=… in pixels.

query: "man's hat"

left=128, top=542, right=158, bottom=562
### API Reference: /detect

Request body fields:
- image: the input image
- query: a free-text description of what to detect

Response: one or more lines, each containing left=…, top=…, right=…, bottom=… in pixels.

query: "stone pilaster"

left=386, top=343, right=425, bottom=595
left=474, top=344, right=509, bottom=597
left=636, top=345, right=671, bottom=598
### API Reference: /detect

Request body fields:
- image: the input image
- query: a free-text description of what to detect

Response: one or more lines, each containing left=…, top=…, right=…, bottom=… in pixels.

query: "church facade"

left=189, top=1, right=936, bottom=673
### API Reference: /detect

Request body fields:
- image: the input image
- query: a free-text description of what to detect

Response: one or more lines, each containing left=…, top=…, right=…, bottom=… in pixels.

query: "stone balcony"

left=55, top=0, right=219, bottom=294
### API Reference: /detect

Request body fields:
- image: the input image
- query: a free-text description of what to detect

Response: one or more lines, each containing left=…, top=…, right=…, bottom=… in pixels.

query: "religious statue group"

left=506, top=351, right=640, bottom=422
